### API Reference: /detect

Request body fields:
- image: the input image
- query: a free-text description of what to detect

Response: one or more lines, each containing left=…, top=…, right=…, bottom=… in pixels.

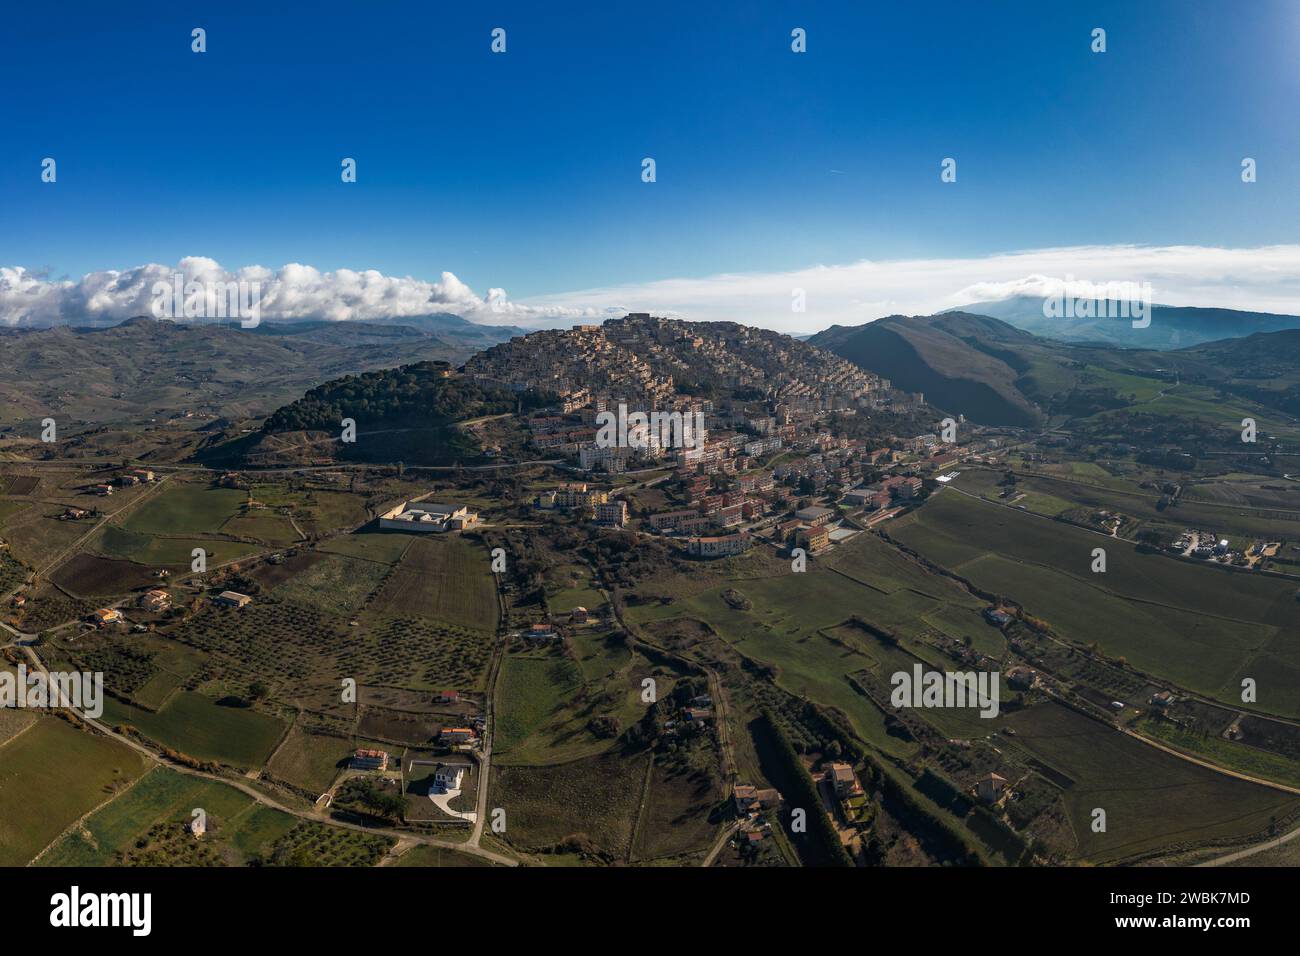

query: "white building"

left=434, top=764, right=466, bottom=791
left=379, top=501, right=479, bottom=533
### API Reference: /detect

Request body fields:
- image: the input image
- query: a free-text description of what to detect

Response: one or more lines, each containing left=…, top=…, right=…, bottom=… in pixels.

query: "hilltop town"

left=1, top=309, right=1300, bottom=874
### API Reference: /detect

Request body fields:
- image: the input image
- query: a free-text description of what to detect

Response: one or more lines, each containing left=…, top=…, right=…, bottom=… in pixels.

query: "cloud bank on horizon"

left=4, top=245, right=1300, bottom=332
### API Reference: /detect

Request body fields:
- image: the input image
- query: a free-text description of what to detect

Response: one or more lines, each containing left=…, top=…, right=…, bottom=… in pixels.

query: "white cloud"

left=0, top=258, right=601, bottom=328
left=5, top=245, right=1300, bottom=332
left=519, top=243, right=1300, bottom=332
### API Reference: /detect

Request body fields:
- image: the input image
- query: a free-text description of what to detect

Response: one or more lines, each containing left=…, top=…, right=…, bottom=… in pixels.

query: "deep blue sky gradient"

left=4, top=0, right=1298, bottom=297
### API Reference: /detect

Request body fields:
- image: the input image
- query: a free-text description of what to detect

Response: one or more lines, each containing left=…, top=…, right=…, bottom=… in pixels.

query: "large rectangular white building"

left=379, top=501, right=479, bottom=533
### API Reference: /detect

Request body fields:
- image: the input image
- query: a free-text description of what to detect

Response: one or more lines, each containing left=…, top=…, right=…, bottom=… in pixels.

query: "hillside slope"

left=809, top=313, right=1047, bottom=427
left=0, top=317, right=509, bottom=429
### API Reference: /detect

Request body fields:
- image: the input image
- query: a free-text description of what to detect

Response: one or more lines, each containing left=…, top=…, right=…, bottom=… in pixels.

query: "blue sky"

left=4, top=0, right=1300, bottom=328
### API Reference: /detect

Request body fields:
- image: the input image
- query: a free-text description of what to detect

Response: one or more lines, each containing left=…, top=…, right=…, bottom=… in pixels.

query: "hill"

left=0, top=316, right=516, bottom=430
left=955, top=295, right=1300, bottom=349
left=463, top=313, right=884, bottom=407
left=812, top=312, right=1300, bottom=441
left=809, top=312, right=1048, bottom=427
left=230, top=362, right=549, bottom=467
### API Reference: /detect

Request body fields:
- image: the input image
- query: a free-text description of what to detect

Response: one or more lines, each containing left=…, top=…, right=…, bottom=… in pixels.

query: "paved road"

left=1198, top=819, right=1300, bottom=867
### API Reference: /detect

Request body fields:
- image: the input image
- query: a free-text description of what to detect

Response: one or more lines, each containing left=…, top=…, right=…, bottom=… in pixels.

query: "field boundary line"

left=28, top=755, right=156, bottom=866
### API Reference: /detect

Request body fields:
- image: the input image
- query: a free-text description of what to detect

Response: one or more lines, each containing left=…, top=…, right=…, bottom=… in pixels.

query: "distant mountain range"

left=948, top=295, right=1300, bottom=349
left=0, top=315, right=522, bottom=427
left=810, top=311, right=1300, bottom=428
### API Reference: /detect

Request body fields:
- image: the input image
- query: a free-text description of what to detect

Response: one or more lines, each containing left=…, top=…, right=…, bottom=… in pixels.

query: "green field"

left=1004, top=703, right=1300, bottom=863
left=122, top=484, right=247, bottom=535
left=102, top=691, right=288, bottom=768
left=38, top=766, right=297, bottom=866
left=318, top=531, right=414, bottom=564
left=95, top=525, right=261, bottom=567
left=221, top=513, right=301, bottom=545
left=265, top=728, right=352, bottom=793
left=0, top=718, right=149, bottom=865
left=626, top=532, right=997, bottom=755
left=893, top=490, right=1300, bottom=713
left=491, top=750, right=651, bottom=860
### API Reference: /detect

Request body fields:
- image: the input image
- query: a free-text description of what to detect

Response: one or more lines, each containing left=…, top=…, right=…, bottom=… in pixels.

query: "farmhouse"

left=440, top=727, right=477, bottom=746
left=214, top=591, right=253, bottom=608
left=138, top=589, right=170, bottom=612
left=352, top=748, right=390, bottom=772
left=526, top=622, right=560, bottom=642
left=733, top=784, right=782, bottom=816
left=976, top=772, right=1007, bottom=804
left=379, top=501, right=480, bottom=533
left=827, top=762, right=863, bottom=799
left=90, top=608, right=123, bottom=626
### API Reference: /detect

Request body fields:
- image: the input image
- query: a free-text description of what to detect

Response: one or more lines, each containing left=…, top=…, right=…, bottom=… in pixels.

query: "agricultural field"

left=270, top=552, right=389, bottom=617
left=265, top=728, right=353, bottom=793
left=101, top=692, right=288, bottom=769
left=1002, top=703, right=1300, bottom=864
left=50, top=553, right=157, bottom=597
left=392, top=844, right=501, bottom=867
left=220, top=513, right=301, bottom=545
left=628, top=532, right=998, bottom=756
left=630, top=746, right=724, bottom=862
left=0, top=717, right=149, bottom=866
left=121, top=483, right=247, bottom=535
left=490, top=749, right=651, bottom=862
left=1, top=514, right=89, bottom=568
left=364, top=535, right=498, bottom=632
left=37, top=767, right=298, bottom=867
left=92, top=525, right=261, bottom=568
left=493, top=642, right=648, bottom=765
left=318, top=531, right=414, bottom=564
left=892, top=489, right=1300, bottom=714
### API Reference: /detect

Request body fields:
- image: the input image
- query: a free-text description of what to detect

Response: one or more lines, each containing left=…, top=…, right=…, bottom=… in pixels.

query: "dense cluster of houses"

left=534, top=483, right=627, bottom=527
